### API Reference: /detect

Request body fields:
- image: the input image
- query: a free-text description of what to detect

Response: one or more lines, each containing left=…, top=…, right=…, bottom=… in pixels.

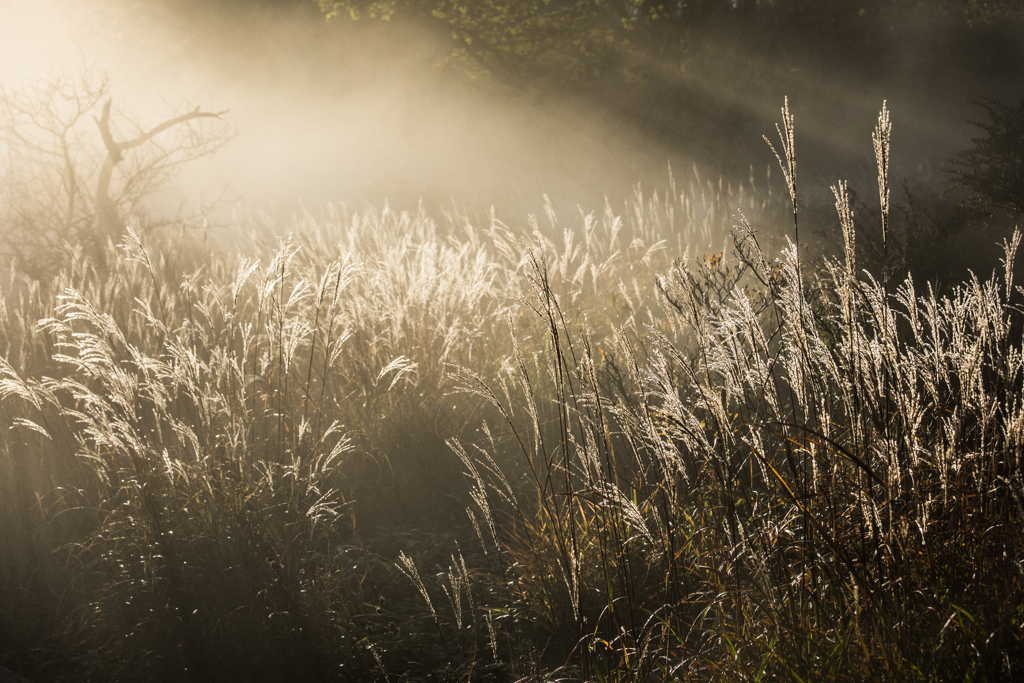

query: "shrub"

left=949, top=96, right=1024, bottom=217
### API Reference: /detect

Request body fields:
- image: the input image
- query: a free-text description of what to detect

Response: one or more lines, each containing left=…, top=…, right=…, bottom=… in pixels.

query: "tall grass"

left=0, top=166, right=747, bottom=680
left=435, top=104, right=1024, bottom=681
left=1, top=107, right=1020, bottom=682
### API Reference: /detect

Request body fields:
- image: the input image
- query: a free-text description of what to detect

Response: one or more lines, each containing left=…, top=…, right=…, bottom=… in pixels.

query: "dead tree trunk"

left=93, top=99, right=227, bottom=264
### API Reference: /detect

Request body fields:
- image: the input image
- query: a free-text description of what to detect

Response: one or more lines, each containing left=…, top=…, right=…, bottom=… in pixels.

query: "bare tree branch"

left=0, top=70, right=232, bottom=276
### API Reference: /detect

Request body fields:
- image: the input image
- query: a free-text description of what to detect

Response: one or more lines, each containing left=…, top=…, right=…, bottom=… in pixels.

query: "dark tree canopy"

left=314, top=0, right=1019, bottom=85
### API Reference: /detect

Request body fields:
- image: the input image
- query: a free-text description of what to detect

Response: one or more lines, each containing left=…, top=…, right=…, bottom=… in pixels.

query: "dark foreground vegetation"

left=2, top=98, right=1024, bottom=682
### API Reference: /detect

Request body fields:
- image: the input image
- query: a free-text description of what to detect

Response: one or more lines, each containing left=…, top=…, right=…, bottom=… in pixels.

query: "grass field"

left=1, top=105, right=1022, bottom=682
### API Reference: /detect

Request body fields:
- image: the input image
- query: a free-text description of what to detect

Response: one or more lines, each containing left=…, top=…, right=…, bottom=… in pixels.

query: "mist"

left=1, top=0, right=679, bottom=226
left=4, top=0, right=1020, bottom=232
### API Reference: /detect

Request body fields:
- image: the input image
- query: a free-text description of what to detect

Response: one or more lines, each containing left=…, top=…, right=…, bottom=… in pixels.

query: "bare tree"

left=0, top=68, right=231, bottom=276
